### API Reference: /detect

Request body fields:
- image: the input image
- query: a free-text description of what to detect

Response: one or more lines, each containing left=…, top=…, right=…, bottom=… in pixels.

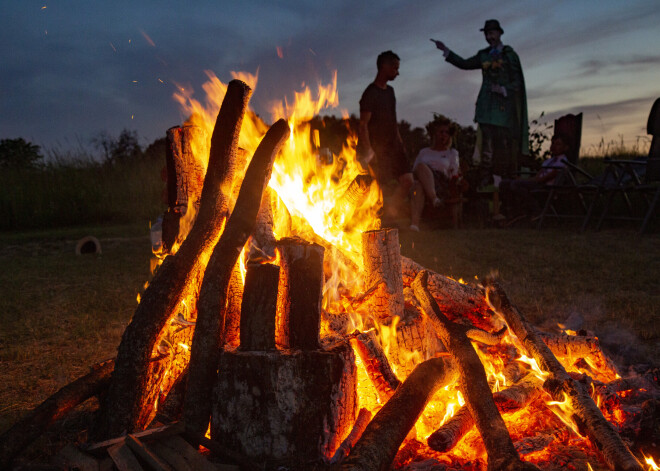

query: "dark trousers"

left=499, top=179, right=544, bottom=217
left=480, top=123, right=516, bottom=179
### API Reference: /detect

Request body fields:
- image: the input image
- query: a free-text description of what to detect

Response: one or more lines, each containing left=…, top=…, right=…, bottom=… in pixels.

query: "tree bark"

left=486, top=281, right=643, bottom=471
left=0, top=359, right=114, bottom=469
left=336, top=357, right=457, bottom=471
left=413, top=271, right=539, bottom=471
left=184, top=118, right=290, bottom=434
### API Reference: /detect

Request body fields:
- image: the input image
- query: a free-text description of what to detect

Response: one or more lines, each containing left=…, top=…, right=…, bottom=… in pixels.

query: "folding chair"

left=533, top=159, right=599, bottom=229
left=533, top=113, right=599, bottom=229
left=595, top=97, right=660, bottom=233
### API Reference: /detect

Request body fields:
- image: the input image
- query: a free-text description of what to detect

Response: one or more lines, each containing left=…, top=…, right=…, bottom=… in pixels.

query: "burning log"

left=162, top=124, right=208, bottom=252
left=275, top=237, right=325, bottom=350
left=350, top=330, right=401, bottom=402
left=329, top=407, right=372, bottom=465
left=222, top=258, right=244, bottom=349
left=336, top=357, right=458, bottom=471
left=0, top=359, right=115, bottom=469
left=93, top=80, right=254, bottom=440
left=427, top=373, right=544, bottom=453
left=362, top=228, right=404, bottom=323
left=401, top=256, right=492, bottom=322
left=329, top=173, right=374, bottom=228
left=239, top=262, right=280, bottom=351
left=184, top=118, right=290, bottom=434
left=486, top=281, right=644, bottom=471
left=412, top=271, right=539, bottom=471
left=536, top=331, right=620, bottom=381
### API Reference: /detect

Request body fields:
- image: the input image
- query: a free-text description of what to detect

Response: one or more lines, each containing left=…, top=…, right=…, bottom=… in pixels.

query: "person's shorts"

left=374, top=148, right=411, bottom=184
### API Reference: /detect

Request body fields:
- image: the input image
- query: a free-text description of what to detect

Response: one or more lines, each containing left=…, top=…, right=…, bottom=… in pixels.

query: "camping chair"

left=595, top=97, right=660, bottom=233
left=533, top=113, right=599, bottom=229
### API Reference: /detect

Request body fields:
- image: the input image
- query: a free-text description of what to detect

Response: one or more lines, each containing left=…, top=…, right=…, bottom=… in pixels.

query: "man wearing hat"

left=432, top=19, right=528, bottom=184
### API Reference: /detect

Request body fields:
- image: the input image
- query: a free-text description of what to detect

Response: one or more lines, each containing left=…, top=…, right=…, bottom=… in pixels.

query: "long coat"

left=446, top=45, right=529, bottom=156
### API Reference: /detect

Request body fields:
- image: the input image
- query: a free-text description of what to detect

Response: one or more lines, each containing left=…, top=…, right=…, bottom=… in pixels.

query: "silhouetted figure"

left=358, top=50, right=414, bottom=224
left=432, top=19, right=528, bottom=183
left=499, top=133, right=570, bottom=224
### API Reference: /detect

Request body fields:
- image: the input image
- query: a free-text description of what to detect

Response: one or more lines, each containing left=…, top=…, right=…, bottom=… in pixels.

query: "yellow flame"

left=546, top=392, right=581, bottom=436
left=645, top=455, right=659, bottom=471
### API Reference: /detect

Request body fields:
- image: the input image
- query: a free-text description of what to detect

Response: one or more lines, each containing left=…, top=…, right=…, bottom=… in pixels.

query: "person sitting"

left=498, top=133, right=570, bottom=224
left=409, top=117, right=466, bottom=231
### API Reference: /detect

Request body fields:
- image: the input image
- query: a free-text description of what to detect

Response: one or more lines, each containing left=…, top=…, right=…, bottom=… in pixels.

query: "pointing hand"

left=430, top=38, right=447, bottom=51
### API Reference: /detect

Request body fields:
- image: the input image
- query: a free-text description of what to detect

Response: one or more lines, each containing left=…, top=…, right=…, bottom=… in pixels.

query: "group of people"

left=358, top=19, right=563, bottom=230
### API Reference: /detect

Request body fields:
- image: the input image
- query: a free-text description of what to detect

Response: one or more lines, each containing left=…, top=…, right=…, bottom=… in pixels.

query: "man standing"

left=432, top=19, right=528, bottom=182
left=358, top=50, right=415, bottom=223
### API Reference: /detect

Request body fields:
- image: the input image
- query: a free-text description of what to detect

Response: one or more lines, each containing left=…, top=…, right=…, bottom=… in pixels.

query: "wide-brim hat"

left=480, top=19, right=503, bottom=33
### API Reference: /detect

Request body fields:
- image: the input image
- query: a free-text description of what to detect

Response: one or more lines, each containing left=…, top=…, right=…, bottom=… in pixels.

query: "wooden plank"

left=86, top=422, right=185, bottom=454
left=147, top=441, right=193, bottom=471
left=107, top=442, right=144, bottom=471
left=125, top=435, right=173, bottom=471
left=56, top=443, right=100, bottom=471
left=161, top=435, right=218, bottom=471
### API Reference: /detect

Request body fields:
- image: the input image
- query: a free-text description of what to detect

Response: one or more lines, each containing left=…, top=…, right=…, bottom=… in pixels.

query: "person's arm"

left=431, top=39, right=481, bottom=69
left=358, top=110, right=375, bottom=164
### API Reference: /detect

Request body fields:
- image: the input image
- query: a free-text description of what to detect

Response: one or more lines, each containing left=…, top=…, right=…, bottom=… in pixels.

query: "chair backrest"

left=554, top=113, right=583, bottom=164
left=648, top=98, right=660, bottom=160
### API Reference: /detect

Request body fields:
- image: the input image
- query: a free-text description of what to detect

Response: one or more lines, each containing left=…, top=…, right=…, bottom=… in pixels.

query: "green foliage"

left=0, top=138, right=44, bottom=168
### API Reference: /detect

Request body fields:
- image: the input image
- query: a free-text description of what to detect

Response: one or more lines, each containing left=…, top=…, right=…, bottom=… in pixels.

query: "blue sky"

left=1, top=1, right=659, bottom=155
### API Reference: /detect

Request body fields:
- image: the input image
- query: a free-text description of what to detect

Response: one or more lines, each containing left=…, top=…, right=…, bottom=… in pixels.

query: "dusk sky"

left=2, top=1, right=659, bottom=156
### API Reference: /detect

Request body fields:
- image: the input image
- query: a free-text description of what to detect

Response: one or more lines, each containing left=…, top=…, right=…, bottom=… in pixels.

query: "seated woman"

left=409, top=117, right=464, bottom=231
left=498, top=132, right=570, bottom=224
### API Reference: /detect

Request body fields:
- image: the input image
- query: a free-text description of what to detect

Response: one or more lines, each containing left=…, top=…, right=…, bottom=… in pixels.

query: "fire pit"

left=1, top=76, right=658, bottom=471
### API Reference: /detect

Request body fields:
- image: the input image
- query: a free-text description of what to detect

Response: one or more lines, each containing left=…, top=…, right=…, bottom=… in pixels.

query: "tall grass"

left=0, top=149, right=165, bottom=230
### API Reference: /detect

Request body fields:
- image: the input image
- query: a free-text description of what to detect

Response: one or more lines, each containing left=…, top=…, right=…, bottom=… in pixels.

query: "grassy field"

left=1, top=221, right=658, bottom=441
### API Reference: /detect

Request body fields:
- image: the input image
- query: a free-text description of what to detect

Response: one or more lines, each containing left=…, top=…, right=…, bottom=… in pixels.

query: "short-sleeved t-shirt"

left=359, top=83, right=409, bottom=181
left=413, top=148, right=460, bottom=177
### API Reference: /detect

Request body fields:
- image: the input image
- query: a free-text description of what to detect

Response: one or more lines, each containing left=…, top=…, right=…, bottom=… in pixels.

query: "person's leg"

left=409, top=180, right=424, bottom=231
left=413, top=163, right=441, bottom=206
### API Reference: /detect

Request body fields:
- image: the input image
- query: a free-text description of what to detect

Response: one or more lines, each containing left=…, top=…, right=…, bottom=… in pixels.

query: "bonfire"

left=1, top=73, right=658, bottom=471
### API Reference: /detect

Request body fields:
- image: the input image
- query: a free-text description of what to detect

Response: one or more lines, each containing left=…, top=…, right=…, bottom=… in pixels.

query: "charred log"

left=184, top=118, right=290, bottom=434
left=239, top=262, right=280, bottom=351
left=275, top=237, right=325, bottom=350
left=0, top=359, right=114, bottom=469
left=486, top=281, right=644, bottom=471
left=413, top=271, right=539, bottom=471
left=336, top=357, right=458, bottom=471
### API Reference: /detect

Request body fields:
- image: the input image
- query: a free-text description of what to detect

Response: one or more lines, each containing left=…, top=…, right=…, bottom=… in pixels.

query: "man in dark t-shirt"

left=358, top=50, right=414, bottom=223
